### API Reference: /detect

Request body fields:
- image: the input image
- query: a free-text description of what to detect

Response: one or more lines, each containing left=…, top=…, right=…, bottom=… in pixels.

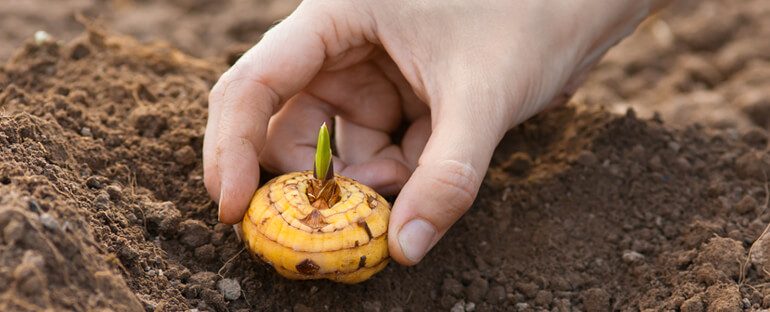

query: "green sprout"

left=314, top=122, right=332, bottom=181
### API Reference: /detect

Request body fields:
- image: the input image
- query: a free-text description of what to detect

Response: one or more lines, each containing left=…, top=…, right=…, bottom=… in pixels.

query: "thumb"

left=387, top=110, right=503, bottom=265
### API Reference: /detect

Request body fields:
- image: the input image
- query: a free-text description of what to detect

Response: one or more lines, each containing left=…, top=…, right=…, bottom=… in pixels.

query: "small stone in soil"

left=39, top=213, right=59, bottom=231
left=216, top=278, right=241, bottom=300
left=106, top=184, right=122, bottom=201
left=189, top=271, right=218, bottom=289
left=622, top=250, right=645, bottom=263
left=450, top=300, right=465, bottom=312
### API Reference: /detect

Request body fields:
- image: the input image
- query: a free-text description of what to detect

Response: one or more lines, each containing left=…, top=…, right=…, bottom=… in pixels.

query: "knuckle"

left=428, top=160, right=480, bottom=215
left=208, top=70, right=235, bottom=106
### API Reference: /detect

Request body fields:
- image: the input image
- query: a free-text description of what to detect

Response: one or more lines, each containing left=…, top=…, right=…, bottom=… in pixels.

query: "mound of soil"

left=2, top=28, right=770, bottom=312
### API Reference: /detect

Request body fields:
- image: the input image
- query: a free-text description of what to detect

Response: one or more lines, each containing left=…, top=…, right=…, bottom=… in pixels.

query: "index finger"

left=203, top=4, right=327, bottom=224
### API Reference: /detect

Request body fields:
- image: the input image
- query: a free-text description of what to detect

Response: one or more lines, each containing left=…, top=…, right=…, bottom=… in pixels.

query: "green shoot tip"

left=314, top=123, right=332, bottom=180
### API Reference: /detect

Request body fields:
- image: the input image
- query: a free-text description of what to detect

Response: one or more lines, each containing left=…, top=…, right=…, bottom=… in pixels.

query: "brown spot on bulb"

left=358, top=220, right=373, bottom=239
left=367, top=194, right=378, bottom=207
left=300, top=209, right=326, bottom=229
left=296, top=259, right=320, bottom=275
left=358, top=255, right=366, bottom=269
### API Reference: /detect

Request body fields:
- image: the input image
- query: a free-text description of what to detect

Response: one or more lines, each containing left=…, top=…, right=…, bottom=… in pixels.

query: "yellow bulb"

left=241, top=171, right=390, bottom=283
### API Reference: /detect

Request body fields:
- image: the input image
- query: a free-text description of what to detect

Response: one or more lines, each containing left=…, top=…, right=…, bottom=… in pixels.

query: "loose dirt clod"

left=217, top=278, right=241, bottom=300
left=696, top=237, right=745, bottom=279
left=180, top=219, right=212, bottom=248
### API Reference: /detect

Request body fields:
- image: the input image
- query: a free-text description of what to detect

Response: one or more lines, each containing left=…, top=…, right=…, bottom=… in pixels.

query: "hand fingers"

left=334, top=117, right=403, bottom=166
left=306, top=62, right=402, bottom=133
left=399, top=115, right=432, bottom=168
left=336, top=115, right=430, bottom=195
left=260, top=61, right=396, bottom=173
left=262, top=60, right=421, bottom=195
left=387, top=108, right=504, bottom=265
left=262, top=96, right=414, bottom=195
left=260, top=92, right=342, bottom=173
left=340, top=159, right=412, bottom=196
left=334, top=118, right=410, bottom=195
left=203, top=3, right=331, bottom=224
left=370, top=52, right=429, bottom=120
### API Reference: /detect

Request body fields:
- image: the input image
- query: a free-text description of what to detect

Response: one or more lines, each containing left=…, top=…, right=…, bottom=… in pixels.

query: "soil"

left=0, top=0, right=300, bottom=63
left=1, top=0, right=770, bottom=311
left=575, top=0, right=770, bottom=131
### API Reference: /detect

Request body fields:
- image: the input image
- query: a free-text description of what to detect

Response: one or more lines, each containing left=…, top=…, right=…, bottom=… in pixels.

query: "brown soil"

left=576, top=0, right=770, bottom=131
left=0, top=0, right=300, bottom=63
left=1, top=0, right=770, bottom=312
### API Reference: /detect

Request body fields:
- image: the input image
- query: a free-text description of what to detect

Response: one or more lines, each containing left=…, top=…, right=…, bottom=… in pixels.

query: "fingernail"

left=398, top=218, right=436, bottom=263
left=217, top=188, right=225, bottom=222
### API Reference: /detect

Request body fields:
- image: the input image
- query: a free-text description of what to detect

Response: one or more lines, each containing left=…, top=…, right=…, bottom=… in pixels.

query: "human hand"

left=203, top=0, right=667, bottom=265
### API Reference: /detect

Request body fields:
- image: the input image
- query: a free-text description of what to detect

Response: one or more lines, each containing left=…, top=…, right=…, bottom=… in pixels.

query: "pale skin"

left=203, top=0, right=672, bottom=265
